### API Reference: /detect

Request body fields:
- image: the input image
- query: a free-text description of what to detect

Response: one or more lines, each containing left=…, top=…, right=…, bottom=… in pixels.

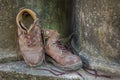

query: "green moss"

left=25, top=0, right=71, bottom=38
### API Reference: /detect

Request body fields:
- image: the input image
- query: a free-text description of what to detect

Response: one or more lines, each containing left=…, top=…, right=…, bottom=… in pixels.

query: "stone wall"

left=72, top=0, right=120, bottom=75
left=0, top=0, right=24, bottom=50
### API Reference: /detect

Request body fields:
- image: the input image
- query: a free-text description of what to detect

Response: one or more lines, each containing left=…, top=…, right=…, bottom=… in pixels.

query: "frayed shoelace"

left=54, top=40, right=68, bottom=52
left=82, top=62, right=112, bottom=79
left=33, top=67, right=85, bottom=80
left=33, top=65, right=112, bottom=80
left=54, top=40, right=74, bottom=53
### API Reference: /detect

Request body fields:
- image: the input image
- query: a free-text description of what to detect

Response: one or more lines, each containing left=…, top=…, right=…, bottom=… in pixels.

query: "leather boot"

left=16, top=8, right=44, bottom=67
left=43, top=29, right=82, bottom=70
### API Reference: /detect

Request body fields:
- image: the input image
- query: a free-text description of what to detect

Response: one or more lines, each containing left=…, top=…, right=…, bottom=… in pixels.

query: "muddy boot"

left=16, top=8, right=44, bottom=67
left=43, top=29, right=82, bottom=70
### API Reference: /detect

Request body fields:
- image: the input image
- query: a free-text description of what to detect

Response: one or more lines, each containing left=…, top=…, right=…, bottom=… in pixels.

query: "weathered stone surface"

left=0, top=0, right=24, bottom=50
left=0, top=0, right=25, bottom=63
left=72, top=0, right=120, bottom=75
left=0, top=50, right=22, bottom=63
left=0, top=61, right=80, bottom=80
left=0, top=61, right=119, bottom=80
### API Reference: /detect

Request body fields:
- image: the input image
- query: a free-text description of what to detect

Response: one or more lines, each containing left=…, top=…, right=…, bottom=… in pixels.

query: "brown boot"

left=16, top=8, right=44, bottom=67
left=43, top=29, right=82, bottom=70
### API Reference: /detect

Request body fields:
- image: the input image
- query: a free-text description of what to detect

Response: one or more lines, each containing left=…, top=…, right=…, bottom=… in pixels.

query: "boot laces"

left=25, top=34, right=36, bottom=47
left=34, top=67, right=85, bottom=80
left=54, top=40, right=68, bottom=52
left=54, top=40, right=74, bottom=53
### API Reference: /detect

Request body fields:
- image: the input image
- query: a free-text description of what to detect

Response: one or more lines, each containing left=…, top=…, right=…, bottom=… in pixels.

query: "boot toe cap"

left=65, top=55, right=82, bottom=67
left=23, top=52, right=44, bottom=67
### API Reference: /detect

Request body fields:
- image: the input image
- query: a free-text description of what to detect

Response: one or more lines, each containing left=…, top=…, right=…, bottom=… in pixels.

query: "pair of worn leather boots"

left=16, top=8, right=82, bottom=70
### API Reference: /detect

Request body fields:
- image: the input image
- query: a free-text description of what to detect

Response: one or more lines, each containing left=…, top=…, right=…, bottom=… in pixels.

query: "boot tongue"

left=19, top=21, right=28, bottom=32
left=27, top=18, right=39, bottom=33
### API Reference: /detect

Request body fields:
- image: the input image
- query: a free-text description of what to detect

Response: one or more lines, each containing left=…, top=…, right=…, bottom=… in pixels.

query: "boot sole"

left=46, top=55, right=82, bottom=71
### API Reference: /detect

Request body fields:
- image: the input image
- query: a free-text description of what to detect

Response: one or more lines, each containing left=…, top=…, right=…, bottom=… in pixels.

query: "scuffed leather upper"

left=16, top=9, right=44, bottom=66
left=44, top=29, right=81, bottom=67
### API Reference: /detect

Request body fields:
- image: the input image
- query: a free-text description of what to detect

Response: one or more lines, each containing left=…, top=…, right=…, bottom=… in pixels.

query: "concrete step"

left=0, top=61, right=81, bottom=80
left=0, top=50, right=22, bottom=63
left=0, top=61, right=119, bottom=80
left=0, top=50, right=119, bottom=80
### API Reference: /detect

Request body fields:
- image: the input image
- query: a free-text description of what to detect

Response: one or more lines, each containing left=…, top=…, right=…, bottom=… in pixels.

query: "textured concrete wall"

left=0, top=0, right=24, bottom=50
left=72, top=0, right=120, bottom=75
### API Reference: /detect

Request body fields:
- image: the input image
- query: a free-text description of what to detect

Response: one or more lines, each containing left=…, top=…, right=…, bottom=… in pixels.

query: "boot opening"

left=19, top=21, right=27, bottom=31
left=21, top=11, right=34, bottom=30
